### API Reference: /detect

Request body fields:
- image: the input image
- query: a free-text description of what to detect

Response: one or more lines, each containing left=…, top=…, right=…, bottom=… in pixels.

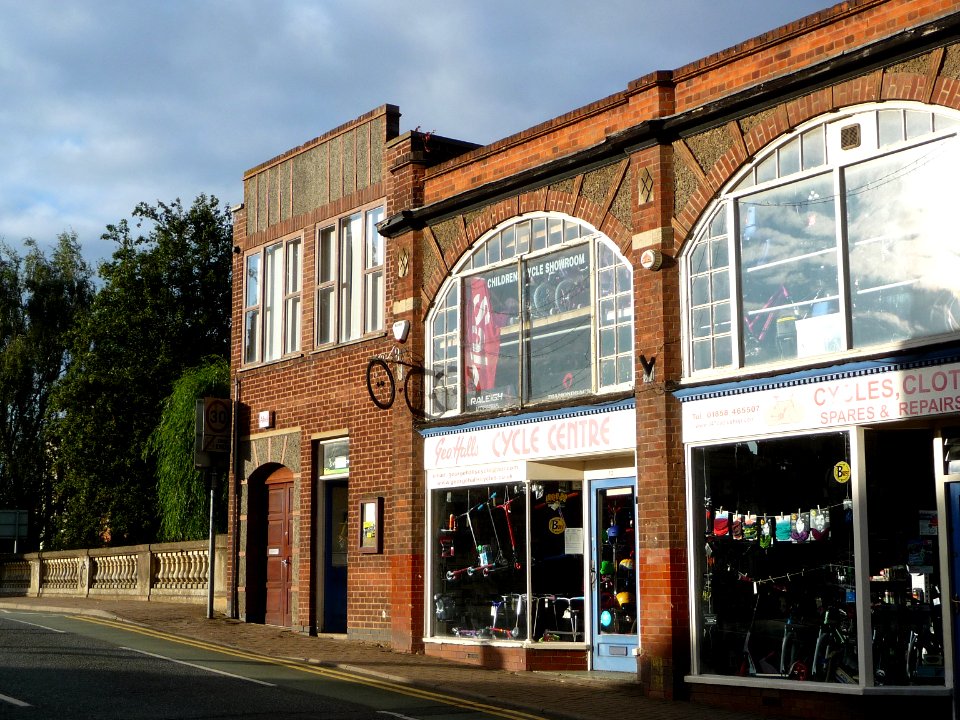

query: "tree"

left=0, top=233, right=94, bottom=549
left=148, top=356, right=230, bottom=542
left=50, top=195, right=232, bottom=548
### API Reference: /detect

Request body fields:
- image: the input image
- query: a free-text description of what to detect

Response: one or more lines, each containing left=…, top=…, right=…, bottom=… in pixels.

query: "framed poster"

left=359, top=497, right=383, bottom=554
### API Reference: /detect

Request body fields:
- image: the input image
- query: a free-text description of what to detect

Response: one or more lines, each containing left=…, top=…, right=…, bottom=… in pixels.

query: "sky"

left=1, top=0, right=834, bottom=267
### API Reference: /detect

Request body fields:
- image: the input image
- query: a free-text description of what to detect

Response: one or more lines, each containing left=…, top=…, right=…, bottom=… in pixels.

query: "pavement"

left=0, top=595, right=772, bottom=720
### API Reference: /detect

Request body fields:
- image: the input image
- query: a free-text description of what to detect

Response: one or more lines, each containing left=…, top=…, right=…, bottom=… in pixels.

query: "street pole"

left=207, top=469, right=217, bottom=620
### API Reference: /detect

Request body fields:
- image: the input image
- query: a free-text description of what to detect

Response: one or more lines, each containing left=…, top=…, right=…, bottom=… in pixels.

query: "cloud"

left=0, top=0, right=831, bottom=265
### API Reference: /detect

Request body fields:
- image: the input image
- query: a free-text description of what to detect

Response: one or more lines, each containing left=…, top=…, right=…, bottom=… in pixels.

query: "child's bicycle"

left=366, top=346, right=434, bottom=415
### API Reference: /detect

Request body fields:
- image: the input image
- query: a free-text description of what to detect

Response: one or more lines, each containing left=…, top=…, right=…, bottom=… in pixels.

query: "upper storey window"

left=426, top=213, right=634, bottom=417
left=243, top=235, right=302, bottom=364
left=683, top=103, right=960, bottom=377
left=316, top=204, right=385, bottom=346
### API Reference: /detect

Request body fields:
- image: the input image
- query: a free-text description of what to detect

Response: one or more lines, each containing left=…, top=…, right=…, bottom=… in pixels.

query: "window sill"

left=684, top=673, right=950, bottom=696
left=238, top=352, right=306, bottom=373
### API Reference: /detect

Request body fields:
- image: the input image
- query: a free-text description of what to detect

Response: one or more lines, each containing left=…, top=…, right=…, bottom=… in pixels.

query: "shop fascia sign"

left=424, top=407, right=636, bottom=473
left=682, top=360, right=960, bottom=443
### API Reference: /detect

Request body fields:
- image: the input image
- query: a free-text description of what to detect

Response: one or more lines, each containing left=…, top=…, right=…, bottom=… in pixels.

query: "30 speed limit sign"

left=201, top=397, right=231, bottom=453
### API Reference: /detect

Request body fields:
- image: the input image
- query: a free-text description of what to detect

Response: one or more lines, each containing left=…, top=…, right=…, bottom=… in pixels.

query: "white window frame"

left=425, top=212, right=634, bottom=418
left=243, top=235, right=303, bottom=365
left=315, top=204, right=385, bottom=346
left=681, top=102, right=960, bottom=380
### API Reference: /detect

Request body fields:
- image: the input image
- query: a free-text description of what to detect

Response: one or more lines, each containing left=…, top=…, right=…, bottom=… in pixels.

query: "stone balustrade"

left=0, top=536, right=226, bottom=610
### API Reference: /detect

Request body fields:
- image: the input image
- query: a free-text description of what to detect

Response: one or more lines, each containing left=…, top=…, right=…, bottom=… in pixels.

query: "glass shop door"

left=590, top=478, right=638, bottom=672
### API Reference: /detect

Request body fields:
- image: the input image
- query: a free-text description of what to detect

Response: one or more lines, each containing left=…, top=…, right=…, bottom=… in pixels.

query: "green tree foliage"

left=148, top=357, right=230, bottom=542
left=0, top=234, right=94, bottom=549
left=50, top=195, right=232, bottom=549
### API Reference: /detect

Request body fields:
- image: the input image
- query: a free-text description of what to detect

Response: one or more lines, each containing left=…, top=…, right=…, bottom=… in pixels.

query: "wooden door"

left=265, top=480, right=293, bottom=627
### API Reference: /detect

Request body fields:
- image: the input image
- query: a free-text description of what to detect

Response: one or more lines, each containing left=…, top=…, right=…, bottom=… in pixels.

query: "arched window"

left=427, top=213, right=634, bottom=417
left=683, top=103, right=960, bottom=377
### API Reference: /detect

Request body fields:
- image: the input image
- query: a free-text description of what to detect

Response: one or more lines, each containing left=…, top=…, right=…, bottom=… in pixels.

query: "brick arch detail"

left=675, top=71, right=960, bottom=252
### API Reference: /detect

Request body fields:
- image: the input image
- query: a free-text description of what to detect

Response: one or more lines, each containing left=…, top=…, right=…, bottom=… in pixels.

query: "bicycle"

left=365, top=346, right=433, bottom=415
left=810, top=606, right=858, bottom=683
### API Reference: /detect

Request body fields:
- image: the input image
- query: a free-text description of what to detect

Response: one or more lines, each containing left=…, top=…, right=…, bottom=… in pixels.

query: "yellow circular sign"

left=548, top=516, right=566, bottom=535
left=833, top=461, right=851, bottom=484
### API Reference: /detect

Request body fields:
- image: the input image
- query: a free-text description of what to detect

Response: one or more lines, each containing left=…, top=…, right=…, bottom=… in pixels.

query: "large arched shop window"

left=426, top=213, right=634, bottom=417
left=683, top=103, right=960, bottom=377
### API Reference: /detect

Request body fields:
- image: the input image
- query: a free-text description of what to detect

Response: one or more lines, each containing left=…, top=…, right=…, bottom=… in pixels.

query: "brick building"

left=228, top=1, right=960, bottom=716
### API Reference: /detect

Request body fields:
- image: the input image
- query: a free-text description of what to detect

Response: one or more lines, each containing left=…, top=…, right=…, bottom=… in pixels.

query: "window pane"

left=430, top=484, right=528, bottom=639
left=244, top=309, right=260, bottom=364
left=531, top=218, right=547, bottom=251
left=318, top=227, right=336, bottom=283
left=847, top=139, right=960, bottom=347
left=245, top=254, right=261, bottom=308
left=339, top=212, right=363, bottom=342
left=487, top=233, right=502, bottom=264
left=463, top=265, right=520, bottom=412
left=713, top=335, right=732, bottom=366
left=547, top=218, right=563, bottom=246
left=286, top=238, right=301, bottom=293
left=530, top=480, right=584, bottom=639
left=801, top=125, right=826, bottom=169
left=364, top=269, right=383, bottom=334
left=692, top=308, right=711, bottom=339
left=523, top=245, right=592, bottom=403
left=905, top=110, right=932, bottom=140
left=738, top=174, right=840, bottom=366
left=878, top=109, right=903, bottom=147
left=756, top=153, right=777, bottom=183
left=779, top=137, right=800, bottom=177
left=365, top=207, right=385, bottom=269
left=866, top=429, right=944, bottom=687
left=284, top=296, right=301, bottom=353
left=692, top=338, right=712, bottom=372
left=263, top=243, right=283, bottom=361
left=317, top=287, right=334, bottom=345
left=691, top=276, right=710, bottom=307
left=515, top=221, right=530, bottom=255
left=501, top=225, right=516, bottom=259
left=695, top=433, right=856, bottom=683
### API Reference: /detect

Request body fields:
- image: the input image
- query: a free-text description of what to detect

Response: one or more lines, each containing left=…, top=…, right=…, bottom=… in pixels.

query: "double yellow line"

left=74, top=615, right=546, bottom=720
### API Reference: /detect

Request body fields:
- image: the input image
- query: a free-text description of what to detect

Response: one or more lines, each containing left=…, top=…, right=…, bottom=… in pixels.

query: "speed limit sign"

left=199, top=397, right=231, bottom=453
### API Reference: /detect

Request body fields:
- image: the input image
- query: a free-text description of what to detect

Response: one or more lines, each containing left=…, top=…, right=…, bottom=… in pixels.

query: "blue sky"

left=0, top=0, right=833, bottom=266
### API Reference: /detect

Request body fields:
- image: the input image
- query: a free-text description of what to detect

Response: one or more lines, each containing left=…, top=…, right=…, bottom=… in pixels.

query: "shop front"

left=422, top=400, right=639, bottom=672
left=679, top=356, right=958, bottom=711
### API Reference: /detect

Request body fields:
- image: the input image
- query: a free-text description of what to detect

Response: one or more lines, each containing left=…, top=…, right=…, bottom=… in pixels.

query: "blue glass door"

left=590, top=478, right=638, bottom=671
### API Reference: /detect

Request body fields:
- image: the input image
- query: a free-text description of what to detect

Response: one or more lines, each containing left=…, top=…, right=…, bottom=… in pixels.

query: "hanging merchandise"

left=714, top=509, right=729, bottom=537
left=743, top=513, right=758, bottom=542
left=732, top=513, right=744, bottom=541
left=790, top=511, right=810, bottom=543
left=775, top=514, right=792, bottom=542
left=810, top=506, right=829, bottom=540
left=759, top=516, right=774, bottom=549
left=439, top=513, right=456, bottom=558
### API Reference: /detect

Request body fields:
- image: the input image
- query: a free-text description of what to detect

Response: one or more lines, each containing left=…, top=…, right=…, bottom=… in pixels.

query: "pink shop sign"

left=424, top=407, right=636, bottom=470
left=682, top=361, right=960, bottom=443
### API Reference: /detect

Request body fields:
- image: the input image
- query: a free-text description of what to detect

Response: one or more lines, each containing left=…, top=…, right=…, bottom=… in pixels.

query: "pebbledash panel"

left=421, top=400, right=637, bottom=665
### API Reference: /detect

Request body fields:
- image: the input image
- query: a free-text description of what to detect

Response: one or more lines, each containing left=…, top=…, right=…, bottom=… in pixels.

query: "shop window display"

left=693, top=430, right=945, bottom=686
left=431, top=480, right=584, bottom=641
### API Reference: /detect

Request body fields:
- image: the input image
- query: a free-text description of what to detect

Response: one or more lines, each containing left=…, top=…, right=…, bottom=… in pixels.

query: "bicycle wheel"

left=403, top=366, right=426, bottom=416
left=366, top=357, right=396, bottom=410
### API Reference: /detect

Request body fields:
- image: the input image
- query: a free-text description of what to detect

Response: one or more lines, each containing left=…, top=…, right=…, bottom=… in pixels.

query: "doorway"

left=265, top=469, right=294, bottom=627
left=590, top=477, right=638, bottom=671
left=322, top=480, right=348, bottom=632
